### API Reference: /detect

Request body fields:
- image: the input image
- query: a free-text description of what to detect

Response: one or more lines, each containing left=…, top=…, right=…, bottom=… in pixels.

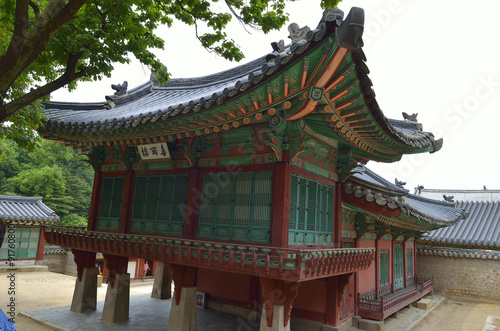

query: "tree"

left=0, top=0, right=342, bottom=153
left=1, top=138, right=94, bottom=218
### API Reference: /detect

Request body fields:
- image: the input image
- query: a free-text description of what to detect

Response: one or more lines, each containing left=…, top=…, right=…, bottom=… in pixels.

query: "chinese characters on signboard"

left=137, top=143, right=171, bottom=160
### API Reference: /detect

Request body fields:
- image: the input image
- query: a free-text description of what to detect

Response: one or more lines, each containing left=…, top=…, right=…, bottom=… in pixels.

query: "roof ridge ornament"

left=402, top=112, right=418, bottom=122
left=111, top=81, right=128, bottom=96
left=443, top=195, right=455, bottom=203
left=395, top=178, right=406, bottom=188
left=288, top=23, right=311, bottom=44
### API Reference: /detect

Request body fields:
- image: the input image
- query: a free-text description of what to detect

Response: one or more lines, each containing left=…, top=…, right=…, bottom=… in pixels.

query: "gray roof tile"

left=0, top=195, right=60, bottom=223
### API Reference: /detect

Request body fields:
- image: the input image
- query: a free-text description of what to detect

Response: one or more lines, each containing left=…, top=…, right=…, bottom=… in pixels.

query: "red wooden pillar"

left=271, top=160, right=291, bottom=248
left=334, top=182, right=343, bottom=248
left=103, top=254, right=129, bottom=289
left=326, top=274, right=351, bottom=326
left=87, top=170, right=102, bottom=231
left=119, top=170, right=135, bottom=234
left=184, top=167, right=201, bottom=239
left=375, top=239, right=380, bottom=299
left=72, top=249, right=97, bottom=281
left=35, top=227, right=46, bottom=262
left=169, top=264, right=197, bottom=305
left=259, top=277, right=300, bottom=328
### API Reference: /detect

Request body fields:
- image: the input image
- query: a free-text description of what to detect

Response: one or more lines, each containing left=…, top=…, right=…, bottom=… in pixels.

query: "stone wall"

left=40, top=248, right=77, bottom=276
left=417, top=246, right=500, bottom=302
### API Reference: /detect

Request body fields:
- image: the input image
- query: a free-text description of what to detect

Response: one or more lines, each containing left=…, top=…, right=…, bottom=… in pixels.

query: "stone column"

left=152, top=262, right=172, bottom=299
left=70, top=249, right=97, bottom=313
left=101, top=254, right=130, bottom=323
left=101, top=273, right=130, bottom=323
left=260, top=305, right=290, bottom=331
left=71, top=267, right=98, bottom=313
left=167, top=286, right=197, bottom=331
left=167, top=264, right=197, bottom=331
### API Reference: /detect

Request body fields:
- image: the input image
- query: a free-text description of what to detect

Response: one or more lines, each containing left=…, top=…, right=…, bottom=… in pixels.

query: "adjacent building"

left=38, top=7, right=465, bottom=331
left=0, top=195, right=59, bottom=266
left=417, top=189, right=500, bottom=302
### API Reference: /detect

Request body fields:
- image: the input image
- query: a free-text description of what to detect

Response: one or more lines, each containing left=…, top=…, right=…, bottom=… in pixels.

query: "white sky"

left=52, top=0, right=500, bottom=191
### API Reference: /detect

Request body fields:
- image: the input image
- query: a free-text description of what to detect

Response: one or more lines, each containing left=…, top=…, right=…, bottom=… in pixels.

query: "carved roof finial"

left=443, top=195, right=455, bottom=203
left=271, top=40, right=285, bottom=53
left=288, top=23, right=310, bottom=44
left=111, top=81, right=128, bottom=96
left=414, top=184, right=424, bottom=195
left=402, top=112, right=418, bottom=122
left=395, top=178, right=406, bottom=188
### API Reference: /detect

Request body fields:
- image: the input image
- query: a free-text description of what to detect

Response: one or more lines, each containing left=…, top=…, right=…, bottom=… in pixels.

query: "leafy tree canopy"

left=0, top=0, right=341, bottom=155
left=1, top=138, right=94, bottom=221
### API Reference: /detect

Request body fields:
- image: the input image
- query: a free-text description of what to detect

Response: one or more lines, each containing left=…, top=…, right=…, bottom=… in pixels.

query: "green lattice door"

left=394, top=244, right=404, bottom=290
left=198, top=171, right=272, bottom=243
left=288, top=174, right=334, bottom=245
left=97, top=177, right=124, bottom=231
left=130, top=175, right=189, bottom=236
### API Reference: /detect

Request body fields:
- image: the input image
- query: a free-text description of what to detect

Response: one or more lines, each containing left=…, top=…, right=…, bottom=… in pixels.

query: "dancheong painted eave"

left=343, top=166, right=467, bottom=230
left=40, top=7, right=442, bottom=163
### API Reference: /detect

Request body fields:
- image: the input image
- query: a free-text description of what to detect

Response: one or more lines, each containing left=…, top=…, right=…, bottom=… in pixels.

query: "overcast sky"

left=52, top=0, right=500, bottom=192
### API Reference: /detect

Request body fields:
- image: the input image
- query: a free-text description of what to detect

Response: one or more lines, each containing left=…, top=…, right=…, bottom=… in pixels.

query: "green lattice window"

left=97, top=177, right=124, bottom=230
left=288, top=174, right=334, bottom=245
left=0, top=227, right=40, bottom=259
left=130, top=174, right=189, bottom=236
left=198, top=171, right=272, bottom=243
left=394, top=244, right=404, bottom=290
left=380, top=251, right=389, bottom=287
left=407, top=249, right=413, bottom=277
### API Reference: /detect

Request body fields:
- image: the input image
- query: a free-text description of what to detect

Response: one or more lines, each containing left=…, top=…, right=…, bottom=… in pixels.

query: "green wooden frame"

left=0, top=227, right=40, bottom=259
left=394, top=244, right=404, bottom=290
left=380, top=250, right=389, bottom=287
left=97, top=177, right=125, bottom=231
left=289, top=174, right=334, bottom=245
left=407, top=249, right=413, bottom=278
left=198, top=171, right=273, bottom=243
left=130, top=174, right=189, bottom=236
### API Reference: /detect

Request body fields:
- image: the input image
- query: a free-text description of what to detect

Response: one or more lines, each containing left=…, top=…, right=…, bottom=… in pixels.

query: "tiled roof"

left=343, top=166, right=466, bottom=227
left=0, top=195, right=60, bottom=223
left=40, top=7, right=442, bottom=157
left=422, top=200, right=500, bottom=248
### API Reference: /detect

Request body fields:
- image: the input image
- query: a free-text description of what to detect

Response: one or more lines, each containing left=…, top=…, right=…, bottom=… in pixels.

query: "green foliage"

left=0, top=138, right=94, bottom=219
left=59, top=213, right=88, bottom=227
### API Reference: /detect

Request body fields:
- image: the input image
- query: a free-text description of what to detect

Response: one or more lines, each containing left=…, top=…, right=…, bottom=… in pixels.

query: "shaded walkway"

left=21, top=294, right=261, bottom=331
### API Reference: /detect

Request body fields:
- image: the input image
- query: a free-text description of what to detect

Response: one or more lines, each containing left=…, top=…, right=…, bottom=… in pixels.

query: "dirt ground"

left=412, top=297, right=500, bottom=331
left=0, top=271, right=152, bottom=331
left=1, top=271, right=499, bottom=331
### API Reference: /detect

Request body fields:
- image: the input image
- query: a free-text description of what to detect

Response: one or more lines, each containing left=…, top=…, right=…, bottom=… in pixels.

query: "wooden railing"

left=43, top=225, right=375, bottom=282
left=357, top=275, right=434, bottom=320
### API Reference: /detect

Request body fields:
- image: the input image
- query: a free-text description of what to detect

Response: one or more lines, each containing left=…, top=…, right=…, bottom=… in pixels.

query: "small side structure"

left=417, top=188, right=500, bottom=302
left=0, top=195, right=59, bottom=266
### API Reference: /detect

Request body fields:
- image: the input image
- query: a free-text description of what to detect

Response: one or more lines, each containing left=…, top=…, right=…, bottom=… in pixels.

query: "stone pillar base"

left=70, top=267, right=97, bottom=313
left=260, top=305, right=290, bottom=331
left=101, top=273, right=130, bottom=323
left=152, top=262, right=172, bottom=300
left=167, top=286, right=197, bottom=331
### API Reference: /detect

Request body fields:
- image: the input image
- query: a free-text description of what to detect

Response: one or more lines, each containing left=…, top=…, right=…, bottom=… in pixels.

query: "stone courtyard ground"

left=0, top=271, right=499, bottom=330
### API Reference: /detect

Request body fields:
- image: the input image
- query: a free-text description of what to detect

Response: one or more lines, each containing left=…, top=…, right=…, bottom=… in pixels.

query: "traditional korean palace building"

left=39, top=7, right=466, bottom=331
left=0, top=195, right=59, bottom=265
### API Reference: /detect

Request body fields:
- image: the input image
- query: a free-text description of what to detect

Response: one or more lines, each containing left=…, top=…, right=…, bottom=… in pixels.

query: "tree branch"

left=1, top=52, right=87, bottom=121
left=28, top=1, right=41, bottom=20
left=0, top=0, right=87, bottom=98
